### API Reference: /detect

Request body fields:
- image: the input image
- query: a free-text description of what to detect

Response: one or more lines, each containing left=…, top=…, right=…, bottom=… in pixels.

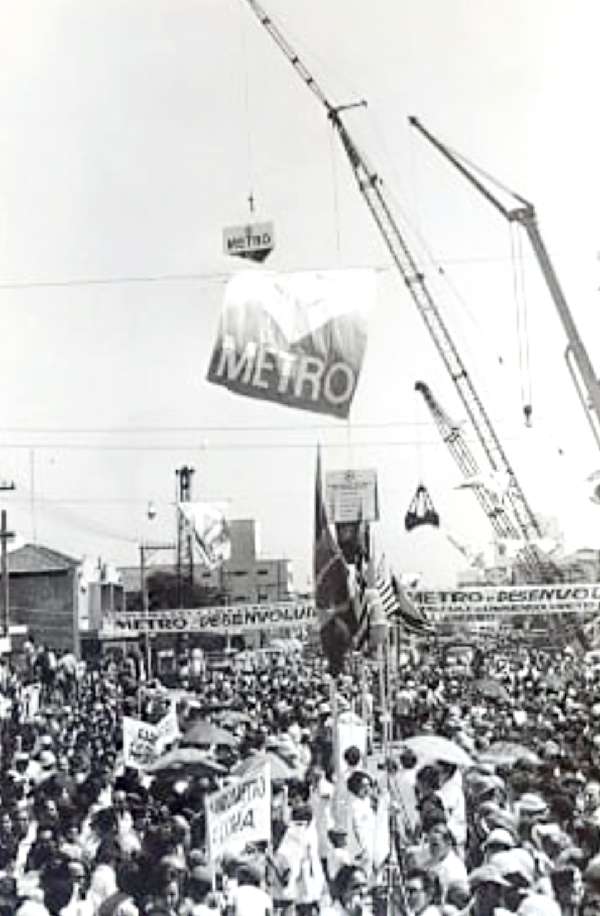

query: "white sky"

left=1, top=0, right=600, bottom=588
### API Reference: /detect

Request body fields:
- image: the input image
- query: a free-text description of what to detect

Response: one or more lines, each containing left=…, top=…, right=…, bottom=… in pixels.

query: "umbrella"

left=478, top=742, right=541, bottom=768
left=182, top=720, right=238, bottom=747
left=233, top=751, right=299, bottom=782
left=473, top=678, right=510, bottom=703
left=402, top=735, right=474, bottom=769
left=217, top=710, right=252, bottom=726
left=145, top=747, right=227, bottom=777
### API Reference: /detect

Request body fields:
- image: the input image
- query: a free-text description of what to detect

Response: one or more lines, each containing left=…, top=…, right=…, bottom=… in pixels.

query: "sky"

left=1, top=0, right=600, bottom=590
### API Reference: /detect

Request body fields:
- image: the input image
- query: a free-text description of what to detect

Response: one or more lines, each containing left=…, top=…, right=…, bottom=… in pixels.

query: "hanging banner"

left=102, top=601, right=317, bottom=637
left=206, top=270, right=374, bottom=419
left=178, top=502, right=231, bottom=569
left=205, top=760, right=271, bottom=860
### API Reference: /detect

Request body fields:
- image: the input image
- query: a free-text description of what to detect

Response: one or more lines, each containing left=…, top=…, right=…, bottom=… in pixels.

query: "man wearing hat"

left=468, top=863, right=510, bottom=916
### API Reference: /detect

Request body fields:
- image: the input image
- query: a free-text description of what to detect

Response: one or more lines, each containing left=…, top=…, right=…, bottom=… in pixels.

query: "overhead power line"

left=0, top=436, right=530, bottom=452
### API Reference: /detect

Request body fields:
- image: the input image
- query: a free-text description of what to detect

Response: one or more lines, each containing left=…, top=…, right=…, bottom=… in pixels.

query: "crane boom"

left=409, top=115, right=600, bottom=453
left=415, top=381, right=520, bottom=541
left=415, top=380, right=560, bottom=584
left=243, top=0, right=542, bottom=542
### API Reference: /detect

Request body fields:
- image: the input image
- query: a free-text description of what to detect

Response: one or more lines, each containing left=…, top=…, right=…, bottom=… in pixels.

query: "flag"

left=178, top=502, right=231, bottom=569
left=314, top=448, right=355, bottom=674
left=388, top=574, right=434, bottom=636
left=353, top=552, right=375, bottom=651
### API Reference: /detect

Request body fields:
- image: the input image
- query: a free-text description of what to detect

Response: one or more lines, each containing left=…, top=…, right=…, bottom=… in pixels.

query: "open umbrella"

left=478, top=742, right=541, bottom=768
left=217, top=710, right=253, bottom=726
left=145, top=747, right=227, bottom=777
left=473, top=678, right=510, bottom=703
left=402, top=735, right=474, bottom=768
left=182, top=720, right=238, bottom=747
left=233, top=751, right=299, bottom=782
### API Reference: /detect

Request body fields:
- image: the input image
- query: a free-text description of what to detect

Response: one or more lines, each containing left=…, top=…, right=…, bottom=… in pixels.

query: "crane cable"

left=509, top=224, right=533, bottom=426
left=239, top=14, right=256, bottom=215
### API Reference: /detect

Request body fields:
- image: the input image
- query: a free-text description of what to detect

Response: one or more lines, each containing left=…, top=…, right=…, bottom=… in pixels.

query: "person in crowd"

left=403, top=867, right=443, bottom=916
left=426, top=823, right=468, bottom=901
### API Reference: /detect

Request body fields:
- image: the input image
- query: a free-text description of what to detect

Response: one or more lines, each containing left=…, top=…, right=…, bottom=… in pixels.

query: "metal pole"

left=1, top=511, right=9, bottom=638
left=140, top=544, right=151, bottom=680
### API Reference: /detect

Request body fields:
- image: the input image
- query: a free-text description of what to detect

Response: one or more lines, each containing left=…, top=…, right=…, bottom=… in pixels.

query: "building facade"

left=2, top=545, right=123, bottom=655
left=119, top=518, right=293, bottom=606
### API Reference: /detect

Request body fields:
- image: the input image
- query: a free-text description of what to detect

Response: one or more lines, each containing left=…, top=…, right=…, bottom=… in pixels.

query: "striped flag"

left=388, top=574, right=434, bottom=636
left=353, top=561, right=371, bottom=650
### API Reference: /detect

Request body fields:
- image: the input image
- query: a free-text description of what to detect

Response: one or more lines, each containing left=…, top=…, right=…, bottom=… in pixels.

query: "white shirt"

left=231, top=884, right=272, bottom=916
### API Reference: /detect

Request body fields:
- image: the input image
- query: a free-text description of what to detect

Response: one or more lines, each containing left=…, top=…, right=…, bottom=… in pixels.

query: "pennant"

left=314, top=448, right=355, bottom=674
left=178, top=502, right=231, bottom=569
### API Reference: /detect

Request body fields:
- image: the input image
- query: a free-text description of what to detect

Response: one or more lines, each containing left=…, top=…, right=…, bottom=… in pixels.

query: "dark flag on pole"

left=314, top=447, right=355, bottom=675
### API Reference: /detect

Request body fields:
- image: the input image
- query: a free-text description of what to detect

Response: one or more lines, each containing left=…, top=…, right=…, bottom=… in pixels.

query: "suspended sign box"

left=223, top=221, right=275, bottom=263
left=326, top=469, right=379, bottom=523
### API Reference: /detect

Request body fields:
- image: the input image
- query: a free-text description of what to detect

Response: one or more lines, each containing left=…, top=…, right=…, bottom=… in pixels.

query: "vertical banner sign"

left=205, top=760, right=271, bottom=860
left=207, top=270, right=375, bottom=419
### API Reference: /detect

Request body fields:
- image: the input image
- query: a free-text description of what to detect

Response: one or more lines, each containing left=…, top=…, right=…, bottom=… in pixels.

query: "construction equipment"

left=243, top=0, right=543, bottom=554
left=415, top=380, right=557, bottom=583
left=404, top=483, right=440, bottom=531
left=409, top=116, right=600, bottom=454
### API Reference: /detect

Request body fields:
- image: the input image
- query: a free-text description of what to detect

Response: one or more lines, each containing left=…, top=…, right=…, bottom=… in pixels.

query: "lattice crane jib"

left=243, top=0, right=541, bottom=548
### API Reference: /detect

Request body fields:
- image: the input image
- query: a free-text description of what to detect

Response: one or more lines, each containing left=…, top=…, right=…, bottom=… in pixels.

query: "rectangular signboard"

left=206, top=760, right=271, bottom=860
left=223, top=222, right=274, bottom=260
left=326, top=468, right=379, bottom=522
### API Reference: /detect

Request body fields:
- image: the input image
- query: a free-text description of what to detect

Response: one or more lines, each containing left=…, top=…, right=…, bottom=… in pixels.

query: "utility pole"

left=175, top=466, right=195, bottom=607
left=139, top=540, right=176, bottom=681
left=0, top=491, right=16, bottom=639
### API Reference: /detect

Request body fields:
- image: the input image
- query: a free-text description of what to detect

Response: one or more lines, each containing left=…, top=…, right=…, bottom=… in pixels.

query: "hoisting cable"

left=328, top=123, right=343, bottom=261
left=379, top=161, right=508, bottom=371
left=509, top=223, right=533, bottom=426
left=239, top=14, right=257, bottom=215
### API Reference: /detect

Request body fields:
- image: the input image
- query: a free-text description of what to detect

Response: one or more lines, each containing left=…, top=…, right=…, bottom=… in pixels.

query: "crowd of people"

left=1, top=637, right=600, bottom=915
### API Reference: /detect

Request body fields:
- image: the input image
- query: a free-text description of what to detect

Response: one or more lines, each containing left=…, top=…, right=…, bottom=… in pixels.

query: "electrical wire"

left=0, top=420, right=430, bottom=433
left=0, top=434, right=534, bottom=452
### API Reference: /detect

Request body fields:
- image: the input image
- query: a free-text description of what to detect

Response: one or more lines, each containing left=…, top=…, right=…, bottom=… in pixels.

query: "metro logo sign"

left=223, top=221, right=274, bottom=263
left=207, top=270, right=374, bottom=418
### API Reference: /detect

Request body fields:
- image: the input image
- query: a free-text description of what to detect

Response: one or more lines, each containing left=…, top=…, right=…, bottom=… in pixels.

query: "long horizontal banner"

left=414, top=583, right=600, bottom=616
left=102, top=601, right=317, bottom=636
left=100, top=583, right=600, bottom=637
